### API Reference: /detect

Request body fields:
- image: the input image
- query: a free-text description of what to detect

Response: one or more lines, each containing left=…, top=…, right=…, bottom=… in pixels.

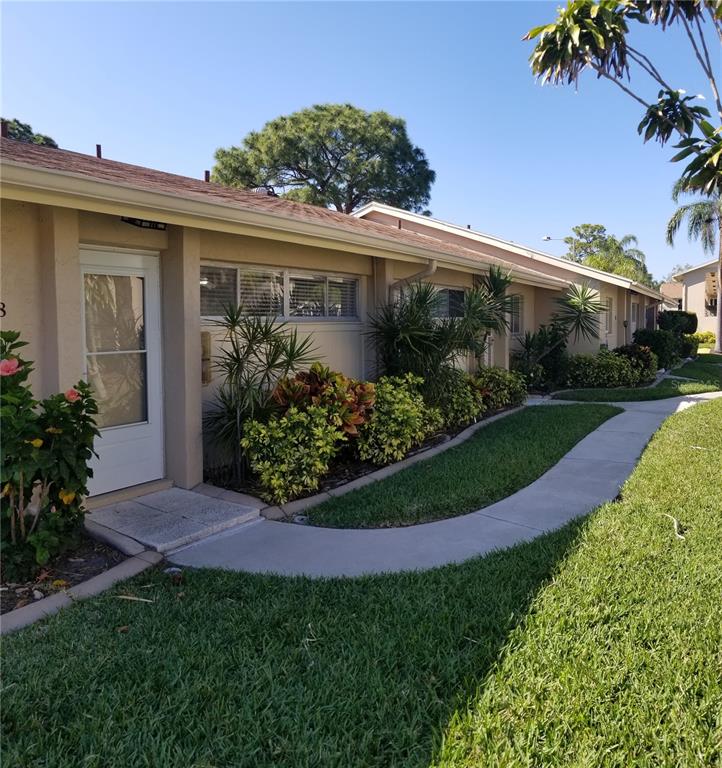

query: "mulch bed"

left=1, top=535, right=126, bottom=615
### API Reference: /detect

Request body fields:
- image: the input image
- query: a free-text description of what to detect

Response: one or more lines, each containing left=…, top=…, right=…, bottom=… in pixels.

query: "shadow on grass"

left=2, top=520, right=585, bottom=767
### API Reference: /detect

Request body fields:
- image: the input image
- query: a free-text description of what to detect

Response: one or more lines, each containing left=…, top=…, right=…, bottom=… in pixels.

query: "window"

left=200, top=265, right=237, bottom=316
left=433, top=288, right=465, bottom=318
left=200, top=264, right=359, bottom=319
left=604, top=297, right=613, bottom=334
left=509, top=294, right=524, bottom=335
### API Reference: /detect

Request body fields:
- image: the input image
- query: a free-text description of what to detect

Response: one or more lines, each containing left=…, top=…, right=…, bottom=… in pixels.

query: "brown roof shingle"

left=0, top=138, right=566, bottom=285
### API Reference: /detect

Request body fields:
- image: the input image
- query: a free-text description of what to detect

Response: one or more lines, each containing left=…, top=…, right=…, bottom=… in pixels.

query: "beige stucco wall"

left=681, top=266, right=717, bottom=335
left=1, top=200, right=44, bottom=389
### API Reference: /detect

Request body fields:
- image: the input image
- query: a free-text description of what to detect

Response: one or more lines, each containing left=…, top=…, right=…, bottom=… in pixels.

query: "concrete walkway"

left=169, top=392, right=721, bottom=578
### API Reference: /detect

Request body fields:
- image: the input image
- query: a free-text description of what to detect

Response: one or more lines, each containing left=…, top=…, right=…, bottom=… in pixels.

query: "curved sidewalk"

left=169, top=392, right=721, bottom=578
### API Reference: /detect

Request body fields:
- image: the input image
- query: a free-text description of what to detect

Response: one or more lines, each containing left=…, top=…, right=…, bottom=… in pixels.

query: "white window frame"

left=200, top=262, right=361, bottom=322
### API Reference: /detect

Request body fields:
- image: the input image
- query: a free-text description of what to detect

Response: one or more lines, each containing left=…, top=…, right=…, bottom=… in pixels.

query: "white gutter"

left=388, top=259, right=437, bottom=302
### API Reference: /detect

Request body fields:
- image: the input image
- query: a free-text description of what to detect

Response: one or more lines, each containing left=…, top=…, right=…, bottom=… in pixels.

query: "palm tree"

left=666, top=180, right=722, bottom=354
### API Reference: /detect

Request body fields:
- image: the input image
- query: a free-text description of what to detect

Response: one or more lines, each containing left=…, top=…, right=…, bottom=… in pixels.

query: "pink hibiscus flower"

left=65, top=388, right=81, bottom=403
left=0, top=358, right=21, bottom=376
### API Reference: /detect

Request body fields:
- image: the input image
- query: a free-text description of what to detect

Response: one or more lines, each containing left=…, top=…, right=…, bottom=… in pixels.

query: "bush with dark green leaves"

left=657, top=310, right=698, bottom=335
left=613, top=344, right=658, bottom=384
left=433, top=369, right=486, bottom=429
left=565, top=349, right=639, bottom=389
left=474, top=366, right=528, bottom=410
left=633, top=328, right=681, bottom=369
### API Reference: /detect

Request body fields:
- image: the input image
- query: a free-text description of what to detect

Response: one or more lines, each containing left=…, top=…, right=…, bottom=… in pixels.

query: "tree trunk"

left=714, top=219, right=722, bottom=355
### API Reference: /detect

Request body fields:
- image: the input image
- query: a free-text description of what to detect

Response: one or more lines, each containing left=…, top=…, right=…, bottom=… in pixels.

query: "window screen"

left=239, top=270, right=283, bottom=316
left=200, top=266, right=237, bottom=316
left=433, top=288, right=465, bottom=318
left=289, top=274, right=326, bottom=317
left=327, top=277, right=358, bottom=317
left=510, top=295, right=524, bottom=335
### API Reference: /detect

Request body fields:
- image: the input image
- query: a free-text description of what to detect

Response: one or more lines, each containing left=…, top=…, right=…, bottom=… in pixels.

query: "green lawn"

left=307, top=404, right=619, bottom=528
left=554, top=377, right=719, bottom=401
left=3, top=400, right=721, bottom=767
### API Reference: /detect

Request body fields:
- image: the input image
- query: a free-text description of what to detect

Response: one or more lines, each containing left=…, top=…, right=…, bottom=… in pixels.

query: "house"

left=660, top=281, right=683, bottom=311
left=672, top=260, right=720, bottom=336
left=354, top=202, right=663, bottom=354
left=0, top=137, right=570, bottom=498
left=0, top=138, right=662, bottom=499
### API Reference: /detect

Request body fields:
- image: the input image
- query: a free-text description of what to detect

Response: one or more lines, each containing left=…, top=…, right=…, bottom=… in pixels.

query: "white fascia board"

left=355, top=202, right=663, bottom=299
left=672, top=259, right=718, bottom=280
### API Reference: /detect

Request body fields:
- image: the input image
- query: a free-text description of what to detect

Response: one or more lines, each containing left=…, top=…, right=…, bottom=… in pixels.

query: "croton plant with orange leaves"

left=273, top=362, right=375, bottom=436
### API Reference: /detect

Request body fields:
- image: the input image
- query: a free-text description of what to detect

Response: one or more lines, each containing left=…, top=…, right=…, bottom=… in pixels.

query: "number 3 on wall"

left=0, top=302, right=5, bottom=318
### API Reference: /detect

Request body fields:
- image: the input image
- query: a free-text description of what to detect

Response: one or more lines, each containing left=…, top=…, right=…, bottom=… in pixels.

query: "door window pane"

left=84, top=274, right=145, bottom=352
left=86, top=352, right=147, bottom=428
left=289, top=274, right=325, bottom=317
left=200, top=266, right=237, bottom=316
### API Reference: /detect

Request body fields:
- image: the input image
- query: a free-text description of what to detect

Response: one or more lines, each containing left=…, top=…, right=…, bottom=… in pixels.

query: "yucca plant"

left=512, top=283, right=605, bottom=388
left=369, top=266, right=513, bottom=382
left=203, top=305, right=317, bottom=485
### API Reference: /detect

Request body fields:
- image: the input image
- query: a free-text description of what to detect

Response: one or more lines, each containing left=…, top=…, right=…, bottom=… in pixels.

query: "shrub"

left=511, top=324, right=569, bottom=389
left=657, top=310, right=698, bottom=335
left=633, top=328, right=681, bottom=369
left=241, top=406, right=343, bottom=505
left=1, top=331, right=99, bottom=578
left=679, top=336, right=699, bottom=358
left=687, top=330, right=715, bottom=346
left=358, top=374, right=441, bottom=465
left=473, top=367, right=527, bottom=410
left=273, top=362, right=375, bottom=436
left=433, top=369, right=486, bottom=429
left=565, top=349, right=639, bottom=389
left=613, top=344, right=659, bottom=384
left=203, top=307, right=317, bottom=486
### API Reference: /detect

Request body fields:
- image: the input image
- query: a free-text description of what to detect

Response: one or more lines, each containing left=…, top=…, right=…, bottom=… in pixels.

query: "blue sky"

left=1, top=1, right=714, bottom=280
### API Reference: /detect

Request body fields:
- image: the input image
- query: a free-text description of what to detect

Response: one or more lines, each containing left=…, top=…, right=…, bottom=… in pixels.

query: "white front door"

left=80, top=247, right=164, bottom=495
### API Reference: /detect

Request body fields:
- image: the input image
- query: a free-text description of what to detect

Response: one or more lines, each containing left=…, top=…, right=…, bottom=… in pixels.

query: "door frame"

left=79, top=245, right=165, bottom=494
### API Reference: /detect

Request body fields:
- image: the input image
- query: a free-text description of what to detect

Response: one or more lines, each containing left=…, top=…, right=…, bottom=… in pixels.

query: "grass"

left=3, top=399, right=721, bottom=767
left=307, top=404, right=620, bottom=528
left=554, top=378, right=719, bottom=402
left=556, top=352, right=722, bottom=402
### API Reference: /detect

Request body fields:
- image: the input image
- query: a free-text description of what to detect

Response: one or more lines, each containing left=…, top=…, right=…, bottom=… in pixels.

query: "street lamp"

left=542, top=235, right=576, bottom=261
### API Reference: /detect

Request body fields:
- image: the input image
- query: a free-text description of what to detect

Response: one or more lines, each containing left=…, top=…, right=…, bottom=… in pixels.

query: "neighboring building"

left=672, top=260, right=719, bottom=336
left=660, top=281, right=683, bottom=311
left=354, top=203, right=663, bottom=354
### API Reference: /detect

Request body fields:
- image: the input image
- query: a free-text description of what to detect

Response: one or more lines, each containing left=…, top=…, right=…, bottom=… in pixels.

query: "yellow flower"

left=59, top=489, right=76, bottom=505
left=46, top=427, right=63, bottom=434
left=26, top=438, right=44, bottom=449
left=1, top=483, right=11, bottom=498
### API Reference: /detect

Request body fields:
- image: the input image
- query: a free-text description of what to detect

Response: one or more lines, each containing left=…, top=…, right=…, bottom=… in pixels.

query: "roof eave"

left=0, top=160, right=567, bottom=290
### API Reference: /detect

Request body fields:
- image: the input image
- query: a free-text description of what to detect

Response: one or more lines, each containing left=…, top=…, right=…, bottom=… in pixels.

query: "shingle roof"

left=0, top=138, right=567, bottom=286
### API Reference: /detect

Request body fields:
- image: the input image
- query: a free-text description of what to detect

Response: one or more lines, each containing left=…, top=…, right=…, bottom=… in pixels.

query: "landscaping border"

left=195, top=405, right=525, bottom=520
left=0, top=549, right=164, bottom=635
